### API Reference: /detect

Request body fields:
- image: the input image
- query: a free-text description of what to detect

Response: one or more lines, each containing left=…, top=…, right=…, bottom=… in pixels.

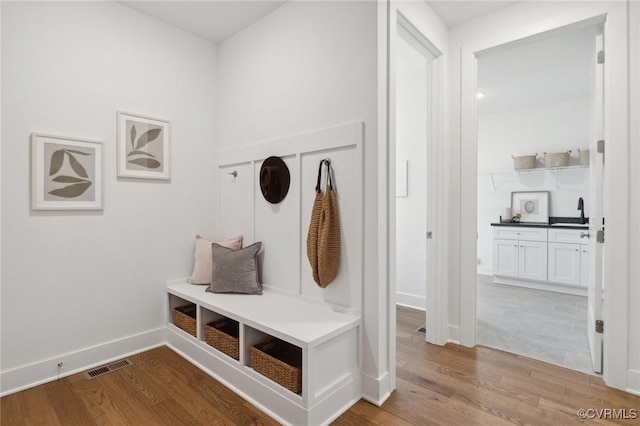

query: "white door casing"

left=459, top=2, right=629, bottom=389
left=587, top=29, right=604, bottom=375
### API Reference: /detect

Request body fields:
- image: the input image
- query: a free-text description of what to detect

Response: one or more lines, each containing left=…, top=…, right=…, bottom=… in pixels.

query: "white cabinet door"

left=548, top=242, right=581, bottom=286
left=580, top=245, right=590, bottom=287
left=493, top=239, right=518, bottom=278
left=518, top=240, right=548, bottom=282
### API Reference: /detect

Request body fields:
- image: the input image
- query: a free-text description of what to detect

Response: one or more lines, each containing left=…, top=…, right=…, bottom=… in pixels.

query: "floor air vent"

left=84, top=358, right=132, bottom=379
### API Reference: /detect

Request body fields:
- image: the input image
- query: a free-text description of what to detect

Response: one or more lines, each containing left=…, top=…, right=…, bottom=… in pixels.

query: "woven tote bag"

left=306, top=160, right=340, bottom=288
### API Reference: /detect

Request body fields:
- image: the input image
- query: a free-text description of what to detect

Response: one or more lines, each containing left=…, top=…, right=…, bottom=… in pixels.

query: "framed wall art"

left=511, top=191, right=550, bottom=223
left=117, top=111, right=170, bottom=180
left=31, top=133, right=103, bottom=210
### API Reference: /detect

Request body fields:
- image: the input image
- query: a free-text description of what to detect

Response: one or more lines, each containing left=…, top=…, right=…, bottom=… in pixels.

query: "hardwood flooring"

left=2, top=307, right=638, bottom=425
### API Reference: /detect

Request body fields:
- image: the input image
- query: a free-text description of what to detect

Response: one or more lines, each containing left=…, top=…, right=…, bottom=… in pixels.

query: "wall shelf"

left=480, top=165, right=589, bottom=191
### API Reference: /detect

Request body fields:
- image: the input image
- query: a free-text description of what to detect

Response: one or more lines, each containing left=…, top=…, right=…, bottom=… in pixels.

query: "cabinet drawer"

left=548, top=228, right=589, bottom=244
left=492, top=227, right=547, bottom=241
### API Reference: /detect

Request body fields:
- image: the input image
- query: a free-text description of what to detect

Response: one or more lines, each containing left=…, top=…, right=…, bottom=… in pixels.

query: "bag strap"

left=315, top=159, right=325, bottom=193
left=315, top=159, right=334, bottom=193
left=325, top=159, right=333, bottom=189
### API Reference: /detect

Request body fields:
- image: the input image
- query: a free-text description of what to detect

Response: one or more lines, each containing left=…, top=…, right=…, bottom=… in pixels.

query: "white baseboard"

left=627, top=369, right=640, bottom=395
left=360, top=371, right=391, bottom=407
left=492, top=276, right=587, bottom=296
left=395, top=292, right=426, bottom=311
left=477, top=265, right=492, bottom=276
left=447, top=325, right=460, bottom=344
left=0, top=327, right=166, bottom=397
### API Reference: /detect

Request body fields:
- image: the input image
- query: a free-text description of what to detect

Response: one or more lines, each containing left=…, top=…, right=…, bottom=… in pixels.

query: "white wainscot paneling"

left=254, top=156, right=299, bottom=294
left=218, top=163, right=254, bottom=242
left=217, top=122, right=363, bottom=314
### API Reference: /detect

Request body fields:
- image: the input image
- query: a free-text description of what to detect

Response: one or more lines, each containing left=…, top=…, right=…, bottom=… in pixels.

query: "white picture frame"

left=511, top=191, right=550, bottom=223
left=117, top=111, right=171, bottom=180
left=31, top=133, right=104, bottom=211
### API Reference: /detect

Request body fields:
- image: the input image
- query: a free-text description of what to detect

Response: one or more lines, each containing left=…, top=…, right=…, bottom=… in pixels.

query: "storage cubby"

left=168, top=294, right=197, bottom=337
left=165, top=282, right=361, bottom=425
left=251, top=338, right=303, bottom=394
left=200, top=307, right=240, bottom=360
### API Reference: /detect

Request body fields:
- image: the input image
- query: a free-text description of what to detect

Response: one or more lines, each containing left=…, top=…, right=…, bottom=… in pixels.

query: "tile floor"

left=476, top=274, right=596, bottom=375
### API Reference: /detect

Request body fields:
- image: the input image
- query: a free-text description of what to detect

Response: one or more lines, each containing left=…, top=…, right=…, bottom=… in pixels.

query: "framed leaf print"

left=117, top=111, right=170, bottom=180
left=31, top=133, right=104, bottom=210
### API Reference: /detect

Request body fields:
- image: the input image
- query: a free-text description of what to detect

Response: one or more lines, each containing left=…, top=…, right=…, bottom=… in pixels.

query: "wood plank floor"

left=2, top=307, right=638, bottom=425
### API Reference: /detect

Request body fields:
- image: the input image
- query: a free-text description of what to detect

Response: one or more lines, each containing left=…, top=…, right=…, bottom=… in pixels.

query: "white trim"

left=457, top=2, right=629, bottom=390
left=0, top=327, right=165, bottom=397
left=395, top=292, right=426, bottom=311
left=492, top=276, right=588, bottom=297
left=216, top=122, right=362, bottom=167
left=360, top=370, right=391, bottom=407
left=447, top=325, right=460, bottom=344
left=627, top=369, right=640, bottom=396
left=378, top=0, right=392, bottom=394
left=381, top=0, right=449, bottom=396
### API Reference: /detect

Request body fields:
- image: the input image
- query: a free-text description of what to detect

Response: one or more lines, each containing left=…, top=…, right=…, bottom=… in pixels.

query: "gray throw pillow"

left=207, top=242, right=262, bottom=295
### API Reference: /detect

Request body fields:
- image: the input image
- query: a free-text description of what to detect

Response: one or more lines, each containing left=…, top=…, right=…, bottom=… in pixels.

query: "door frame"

left=385, top=1, right=449, bottom=393
left=459, top=3, right=629, bottom=390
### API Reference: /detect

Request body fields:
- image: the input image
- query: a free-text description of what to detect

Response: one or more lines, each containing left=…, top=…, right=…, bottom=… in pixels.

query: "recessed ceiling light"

left=477, top=92, right=486, bottom=99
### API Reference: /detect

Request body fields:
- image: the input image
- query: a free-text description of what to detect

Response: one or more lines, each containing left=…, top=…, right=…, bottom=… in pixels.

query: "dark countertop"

left=491, top=217, right=588, bottom=230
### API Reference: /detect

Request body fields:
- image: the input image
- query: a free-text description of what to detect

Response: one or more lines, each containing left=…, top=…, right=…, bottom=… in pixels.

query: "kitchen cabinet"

left=580, top=245, right=589, bottom=287
left=492, top=227, right=547, bottom=282
left=518, top=240, right=548, bottom=281
left=492, top=226, right=590, bottom=291
left=493, top=239, right=519, bottom=278
left=548, top=242, right=581, bottom=285
left=548, top=228, right=590, bottom=287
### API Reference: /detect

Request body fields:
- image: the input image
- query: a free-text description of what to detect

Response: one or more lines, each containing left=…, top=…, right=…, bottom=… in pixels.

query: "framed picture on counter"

left=511, top=191, right=549, bottom=223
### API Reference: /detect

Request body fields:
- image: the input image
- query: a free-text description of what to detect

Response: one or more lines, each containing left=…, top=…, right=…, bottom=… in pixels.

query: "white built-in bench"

left=165, top=281, right=361, bottom=426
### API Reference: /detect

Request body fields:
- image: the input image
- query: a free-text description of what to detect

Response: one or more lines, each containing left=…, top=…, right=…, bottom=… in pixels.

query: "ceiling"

left=425, top=1, right=522, bottom=27
left=120, top=1, right=286, bottom=43
left=120, top=1, right=523, bottom=44
left=477, top=25, right=595, bottom=116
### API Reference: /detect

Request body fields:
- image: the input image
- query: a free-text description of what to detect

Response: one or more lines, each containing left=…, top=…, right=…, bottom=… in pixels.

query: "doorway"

left=395, top=19, right=435, bottom=319
left=473, top=23, right=605, bottom=375
left=392, top=10, right=444, bottom=343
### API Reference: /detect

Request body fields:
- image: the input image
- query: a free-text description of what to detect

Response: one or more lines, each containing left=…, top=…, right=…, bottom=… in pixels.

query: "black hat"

left=260, top=156, right=290, bottom=204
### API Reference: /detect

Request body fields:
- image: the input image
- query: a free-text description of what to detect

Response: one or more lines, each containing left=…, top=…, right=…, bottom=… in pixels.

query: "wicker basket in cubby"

left=250, top=339, right=302, bottom=394
left=204, top=319, right=240, bottom=360
left=172, top=305, right=197, bottom=337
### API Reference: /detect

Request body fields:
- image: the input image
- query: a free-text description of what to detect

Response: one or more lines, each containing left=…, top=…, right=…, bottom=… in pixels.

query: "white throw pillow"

left=189, top=235, right=243, bottom=284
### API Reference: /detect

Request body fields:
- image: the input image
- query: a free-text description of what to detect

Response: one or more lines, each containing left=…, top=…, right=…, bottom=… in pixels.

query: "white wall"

left=476, top=100, right=590, bottom=274
left=395, top=34, right=428, bottom=310
left=1, top=2, right=217, bottom=393
left=448, top=0, right=636, bottom=393
left=478, top=100, right=591, bottom=174
left=216, top=0, right=382, bottom=399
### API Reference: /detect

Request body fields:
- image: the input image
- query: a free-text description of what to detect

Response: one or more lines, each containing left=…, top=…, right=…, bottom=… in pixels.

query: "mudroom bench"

left=165, top=281, right=361, bottom=426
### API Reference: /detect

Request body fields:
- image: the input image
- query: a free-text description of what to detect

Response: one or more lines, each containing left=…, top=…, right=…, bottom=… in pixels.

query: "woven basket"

left=251, top=340, right=302, bottom=394
left=173, top=305, right=197, bottom=337
left=204, top=319, right=239, bottom=360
